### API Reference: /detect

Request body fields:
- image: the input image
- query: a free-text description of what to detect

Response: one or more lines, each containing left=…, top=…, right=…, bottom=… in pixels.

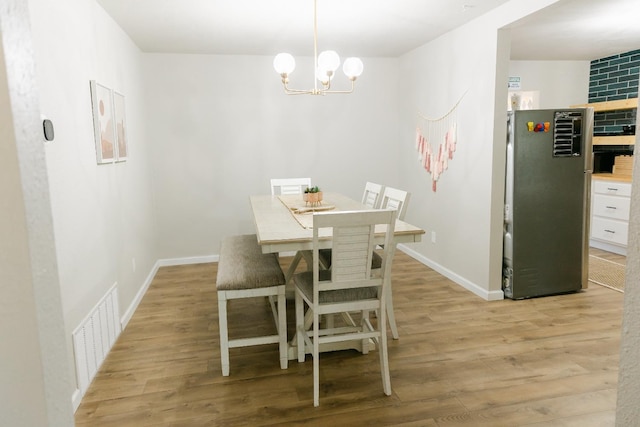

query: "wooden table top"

left=250, top=192, right=425, bottom=254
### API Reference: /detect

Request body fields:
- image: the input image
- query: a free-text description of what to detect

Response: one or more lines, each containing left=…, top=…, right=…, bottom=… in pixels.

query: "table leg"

left=284, top=251, right=303, bottom=285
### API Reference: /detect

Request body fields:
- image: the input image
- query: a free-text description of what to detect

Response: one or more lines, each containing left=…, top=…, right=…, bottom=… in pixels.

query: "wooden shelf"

left=593, top=135, right=636, bottom=146
left=571, top=98, right=638, bottom=146
left=571, top=97, right=638, bottom=112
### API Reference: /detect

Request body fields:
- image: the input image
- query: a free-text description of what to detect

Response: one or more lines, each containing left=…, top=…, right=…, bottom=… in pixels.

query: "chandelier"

left=273, top=0, right=364, bottom=95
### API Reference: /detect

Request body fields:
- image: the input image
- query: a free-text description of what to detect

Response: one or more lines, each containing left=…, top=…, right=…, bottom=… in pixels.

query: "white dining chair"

left=318, top=183, right=409, bottom=340
left=270, top=177, right=312, bottom=195
left=293, top=209, right=396, bottom=406
left=362, top=181, right=384, bottom=208
left=380, top=186, right=410, bottom=220
left=375, top=185, right=411, bottom=339
left=270, top=177, right=313, bottom=273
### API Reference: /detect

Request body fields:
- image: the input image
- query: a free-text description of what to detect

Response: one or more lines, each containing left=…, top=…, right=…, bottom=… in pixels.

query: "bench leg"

left=217, top=291, right=230, bottom=376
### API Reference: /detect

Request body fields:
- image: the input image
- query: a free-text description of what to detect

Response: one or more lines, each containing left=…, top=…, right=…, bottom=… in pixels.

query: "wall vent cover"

left=72, top=284, right=121, bottom=404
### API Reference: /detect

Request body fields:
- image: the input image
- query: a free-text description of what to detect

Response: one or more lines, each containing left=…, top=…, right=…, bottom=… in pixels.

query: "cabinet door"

left=591, top=217, right=629, bottom=246
left=593, top=180, right=632, bottom=197
left=592, top=194, right=631, bottom=221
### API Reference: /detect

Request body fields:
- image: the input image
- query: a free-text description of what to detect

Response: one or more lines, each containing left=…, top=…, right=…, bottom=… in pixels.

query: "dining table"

left=249, top=191, right=425, bottom=360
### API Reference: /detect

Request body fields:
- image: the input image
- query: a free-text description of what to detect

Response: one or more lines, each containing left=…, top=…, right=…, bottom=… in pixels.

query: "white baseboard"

left=589, top=239, right=627, bottom=256
left=72, top=388, right=82, bottom=412
left=120, top=261, right=159, bottom=329
left=158, top=255, right=218, bottom=267
left=397, top=244, right=504, bottom=301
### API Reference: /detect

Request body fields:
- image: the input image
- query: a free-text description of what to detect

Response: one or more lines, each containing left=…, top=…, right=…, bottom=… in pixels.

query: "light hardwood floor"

left=75, top=251, right=625, bottom=426
left=590, top=247, right=626, bottom=265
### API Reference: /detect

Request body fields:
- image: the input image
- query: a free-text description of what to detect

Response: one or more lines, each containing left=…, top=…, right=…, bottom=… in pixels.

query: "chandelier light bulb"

left=273, top=53, right=296, bottom=75
left=343, top=57, right=364, bottom=79
left=317, top=50, right=340, bottom=72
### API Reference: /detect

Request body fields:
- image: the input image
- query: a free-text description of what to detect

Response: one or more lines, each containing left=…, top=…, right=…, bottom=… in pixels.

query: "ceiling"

left=97, top=0, right=640, bottom=60
left=508, top=0, right=640, bottom=60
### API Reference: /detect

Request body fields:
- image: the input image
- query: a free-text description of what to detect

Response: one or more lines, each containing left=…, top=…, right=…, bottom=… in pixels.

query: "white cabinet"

left=590, top=178, right=631, bottom=255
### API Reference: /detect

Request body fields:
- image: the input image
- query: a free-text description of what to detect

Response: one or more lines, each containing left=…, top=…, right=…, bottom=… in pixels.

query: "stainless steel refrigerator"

left=503, top=108, right=593, bottom=299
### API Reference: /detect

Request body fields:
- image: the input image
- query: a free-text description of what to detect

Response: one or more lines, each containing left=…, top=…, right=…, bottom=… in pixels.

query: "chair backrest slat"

left=380, top=186, right=410, bottom=220
left=361, top=182, right=384, bottom=209
left=313, top=209, right=395, bottom=293
left=270, top=178, right=312, bottom=195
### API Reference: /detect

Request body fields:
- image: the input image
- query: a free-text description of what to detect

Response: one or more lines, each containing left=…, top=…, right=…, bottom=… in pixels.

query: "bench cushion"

left=216, top=234, right=285, bottom=291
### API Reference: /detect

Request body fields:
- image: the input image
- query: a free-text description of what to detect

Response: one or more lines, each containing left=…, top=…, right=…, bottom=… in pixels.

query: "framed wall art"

left=113, top=91, right=128, bottom=161
left=90, top=80, right=116, bottom=164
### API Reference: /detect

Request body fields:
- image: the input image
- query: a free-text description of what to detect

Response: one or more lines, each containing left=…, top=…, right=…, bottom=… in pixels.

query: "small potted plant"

left=303, top=186, right=323, bottom=206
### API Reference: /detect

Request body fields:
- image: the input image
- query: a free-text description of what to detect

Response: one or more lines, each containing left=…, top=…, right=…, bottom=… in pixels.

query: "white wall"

left=396, top=0, right=561, bottom=300
left=92, top=0, right=585, bottom=306
left=143, top=54, right=400, bottom=259
left=0, top=1, right=74, bottom=425
left=616, top=78, right=640, bottom=424
left=509, top=60, right=590, bottom=108
left=25, top=0, right=158, bottom=402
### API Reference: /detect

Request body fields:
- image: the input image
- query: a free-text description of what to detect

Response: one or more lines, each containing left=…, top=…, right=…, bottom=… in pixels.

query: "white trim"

left=397, top=244, right=504, bottom=301
left=72, top=388, right=82, bottom=412
left=158, top=254, right=218, bottom=267
left=120, top=261, right=159, bottom=329
left=589, top=239, right=627, bottom=256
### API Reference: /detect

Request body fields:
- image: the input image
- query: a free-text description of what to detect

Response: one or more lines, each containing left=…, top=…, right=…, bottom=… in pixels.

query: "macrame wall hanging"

left=415, top=92, right=466, bottom=192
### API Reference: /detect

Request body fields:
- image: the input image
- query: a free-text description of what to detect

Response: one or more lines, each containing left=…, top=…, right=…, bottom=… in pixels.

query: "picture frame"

left=90, top=80, right=116, bottom=164
left=113, top=91, right=128, bottom=162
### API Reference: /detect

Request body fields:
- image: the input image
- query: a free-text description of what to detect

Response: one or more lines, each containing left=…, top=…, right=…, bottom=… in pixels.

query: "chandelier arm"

left=283, top=85, right=315, bottom=95
left=318, top=80, right=356, bottom=95
left=281, top=79, right=357, bottom=95
left=282, top=77, right=320, bottom=95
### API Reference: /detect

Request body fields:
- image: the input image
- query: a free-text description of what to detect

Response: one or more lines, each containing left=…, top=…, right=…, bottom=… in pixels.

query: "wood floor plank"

left=435, top=389, right=617, bottom=426
left=75, top=250, right=624, bottom=426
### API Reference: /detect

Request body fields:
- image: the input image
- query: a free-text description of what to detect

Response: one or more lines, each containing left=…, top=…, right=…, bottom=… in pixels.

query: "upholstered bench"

left=216, top=234, right=287, bottom=376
